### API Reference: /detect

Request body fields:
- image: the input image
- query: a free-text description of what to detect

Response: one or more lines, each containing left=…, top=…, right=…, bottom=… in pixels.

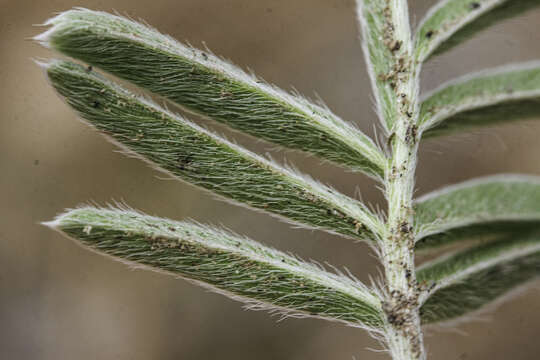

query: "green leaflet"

left=34, top=9, right=386, bottom=178
left=46, top=207, right=383, bottom=328
left=420, top=63, right=540, bottom=137
left=44, top=60, right=384, bottom=240
left=414, top=175, right=540, bottom=249
left=415, top=0, right=540, bottom=62
left=418, top=231, right=540, bottom=324
left=414, top=221, right=540, bottom=251
left=356, top=0, right=406, bottom=132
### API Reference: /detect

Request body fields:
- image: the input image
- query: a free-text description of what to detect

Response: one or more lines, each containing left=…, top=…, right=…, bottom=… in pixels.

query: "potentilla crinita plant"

left=34, top=2, right=540, bottom=359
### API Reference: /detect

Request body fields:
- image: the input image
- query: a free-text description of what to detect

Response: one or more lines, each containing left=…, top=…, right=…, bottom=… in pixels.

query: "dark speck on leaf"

left=390, top=40, right=402, bottom=52
left=425, top=30, right=434, bottom=38
left=470, top=2, right=480, bottom=9
left=92, top=100, right=100, bottom=108
left=177, top=154, right=193, bottom=170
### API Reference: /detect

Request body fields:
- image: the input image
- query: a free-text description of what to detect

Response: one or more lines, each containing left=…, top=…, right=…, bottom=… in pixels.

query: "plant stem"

left=379, top=0, right=425, bottom=359
left=382, top=121, right=423, bottom=360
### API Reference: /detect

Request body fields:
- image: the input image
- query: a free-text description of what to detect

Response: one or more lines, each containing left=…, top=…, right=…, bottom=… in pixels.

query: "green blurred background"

left=2, top=0, right=540, bottom=359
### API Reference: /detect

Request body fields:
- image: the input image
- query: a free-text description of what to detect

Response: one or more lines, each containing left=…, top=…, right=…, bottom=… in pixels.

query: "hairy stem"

left=377, top=0, right=425, bottom=359
left=382, top=123, right=423, bottom=360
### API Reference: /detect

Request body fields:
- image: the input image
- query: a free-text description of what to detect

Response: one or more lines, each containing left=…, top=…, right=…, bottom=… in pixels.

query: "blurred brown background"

left=2, top=0, right=540, bottom=359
